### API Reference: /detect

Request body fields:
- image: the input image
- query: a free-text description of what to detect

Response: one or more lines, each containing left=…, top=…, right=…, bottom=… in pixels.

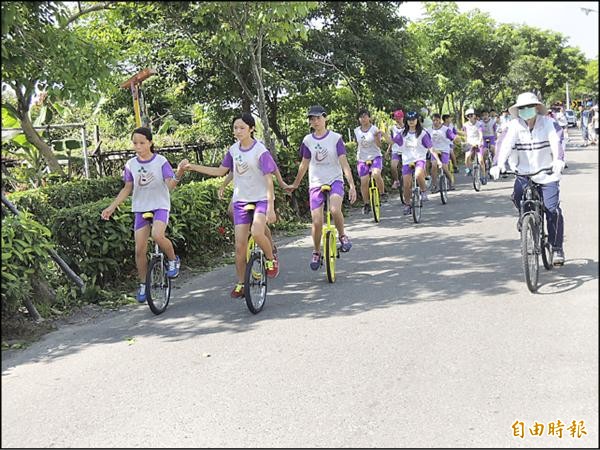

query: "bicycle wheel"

left=146, top=256, right=171, bottom=315
left=412, top=187, right=422, bottom=223
left=325, top=229, right=336, bottom=283
left=244, top=252, right=267, bottom=314
left=370, top=186, right=380, bottom=223
left=541, top=235, right=554, bottom=270
left=439, top=172, right=448, bottom=205
left=472, top=165, right=481, bottom=192
left=521, top=214, right=539, bottom=292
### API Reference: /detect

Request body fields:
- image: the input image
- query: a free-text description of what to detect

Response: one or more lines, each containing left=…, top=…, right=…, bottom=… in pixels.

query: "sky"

left=398, top=1, right=599, bottom=60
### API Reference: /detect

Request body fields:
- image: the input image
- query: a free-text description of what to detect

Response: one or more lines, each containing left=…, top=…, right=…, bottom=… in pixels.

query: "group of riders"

left=102, top=91, right=567, bottom=301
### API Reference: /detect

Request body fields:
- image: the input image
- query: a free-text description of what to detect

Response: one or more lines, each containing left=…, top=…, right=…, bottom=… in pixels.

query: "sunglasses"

left=518, top=104, right=537, bottom=110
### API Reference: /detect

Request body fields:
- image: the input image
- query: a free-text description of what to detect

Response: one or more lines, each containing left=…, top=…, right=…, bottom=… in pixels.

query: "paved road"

left=2, top=134, right=598, bottom=448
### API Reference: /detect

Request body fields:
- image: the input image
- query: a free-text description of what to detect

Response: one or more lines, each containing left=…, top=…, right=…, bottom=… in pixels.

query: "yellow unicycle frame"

left=320, top=185, right=338, bottom=283
left=366, top=160, right=380, bottom=223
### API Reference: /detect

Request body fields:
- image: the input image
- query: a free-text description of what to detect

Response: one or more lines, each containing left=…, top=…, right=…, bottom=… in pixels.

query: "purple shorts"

left=357, top=156, right=383, bottom=177
left=309, top=180, right=345, bottom=210
left=232, top=200, right=268, bottom=226
left=466, top=144, right=484, bottom=156
left=483, top=136, right=496, bottom=148
left=431, top=151, right=450, bottom=165
left=391, top=153, right=402, bottom=162
left=134, top=209, right=169, bottom=231
left=402, top=160, right=426, bottom=176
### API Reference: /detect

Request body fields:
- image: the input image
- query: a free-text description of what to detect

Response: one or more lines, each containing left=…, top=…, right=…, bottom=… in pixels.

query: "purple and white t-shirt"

left=221, top=139, right=278, bottom=202
left=400, top=130, right=433, bottom=165
left=123, top=153, right=174, bottom=212
left=427, top=125, right=455, bottom=153
left=481, top=118, right=497, bottom=137
left=390, top=125, right=404, bottom=155
left=463, top=121, right=483, bottom=146
left=299, top=130, right=346, bottom=188
left=354, top=125, right=382, bottom=161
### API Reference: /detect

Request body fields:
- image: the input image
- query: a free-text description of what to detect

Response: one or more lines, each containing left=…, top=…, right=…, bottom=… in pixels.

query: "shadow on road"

left=2, top=152, right=597, bottom=374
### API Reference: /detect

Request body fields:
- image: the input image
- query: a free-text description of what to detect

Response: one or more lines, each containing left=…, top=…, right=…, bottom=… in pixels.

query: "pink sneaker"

left=392, top=180, right=400, bottom=189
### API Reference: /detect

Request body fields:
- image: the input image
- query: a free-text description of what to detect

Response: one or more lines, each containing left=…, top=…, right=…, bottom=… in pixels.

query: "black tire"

left=412, top=187, right=421, bottom=223
left=146, top=257, right=171, bottom=315
left=473, top=165, right=481, bottom=192
left=244, top=252, right=267, bottom=314
left=325, top=229, right=336, bottom=283
left=521, top=214, right=539, bottom=293
left=370, top=187, right=380, bottom=223
left=439, top=172, right=448, bottom=205
left=541, top=235, right=554, bottom=270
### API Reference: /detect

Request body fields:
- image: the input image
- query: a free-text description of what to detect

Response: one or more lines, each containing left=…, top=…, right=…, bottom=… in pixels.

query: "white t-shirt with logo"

left=354, top=125, right=382, bottom=161
left=299, top=131, right=346, bottom=188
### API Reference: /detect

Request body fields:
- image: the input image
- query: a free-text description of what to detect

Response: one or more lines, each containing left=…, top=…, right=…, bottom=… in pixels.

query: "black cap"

left=405, top=111, right=419, bottom=120
left=307, top=105, right=327, bottom=117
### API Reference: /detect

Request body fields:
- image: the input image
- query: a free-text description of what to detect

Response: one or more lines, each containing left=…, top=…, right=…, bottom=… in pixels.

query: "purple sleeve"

left=300, top=142, right=311, bottom=160
left=392, top=132, right=403, bottom=146
left=259, top=151, right=278, bottom=175
left=446, top=129, right=455, bottom=140
left=123, top=166, right=133, bottom=183
left=162, top=161, right=175, bottom=179
left=221, top=151, right=233, bottom=170
left=336, top=138, right=347, bottom=156
left=421, top=131, right=433, bottom=148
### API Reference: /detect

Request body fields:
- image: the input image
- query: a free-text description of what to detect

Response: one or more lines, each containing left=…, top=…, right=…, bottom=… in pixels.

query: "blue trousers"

left=512, top=177, right=564, bottom=250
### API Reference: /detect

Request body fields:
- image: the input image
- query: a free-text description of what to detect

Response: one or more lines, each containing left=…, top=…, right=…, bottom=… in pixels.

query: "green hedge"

left=1, top=212, right=56, bottom=316
left=6, top=176, right=123, bottom=226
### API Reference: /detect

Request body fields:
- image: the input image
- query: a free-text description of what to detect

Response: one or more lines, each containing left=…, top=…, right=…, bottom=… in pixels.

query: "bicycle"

left=366, top=160, right=381, bottom=223
left=470, top=146, right=482, bottom=192
left=437, top=161, right=449, bottom=205
left=243, top=203, right=268, bottom=314
left=315, top=185, right=340, bottom=283
left=506, top=167, right=555, bottom=293
left=142, top=212, right=172, bottom=315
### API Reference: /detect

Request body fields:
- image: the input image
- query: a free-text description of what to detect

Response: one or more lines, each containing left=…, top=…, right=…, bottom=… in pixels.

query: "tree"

left=1, top=1, right=115, bottom=174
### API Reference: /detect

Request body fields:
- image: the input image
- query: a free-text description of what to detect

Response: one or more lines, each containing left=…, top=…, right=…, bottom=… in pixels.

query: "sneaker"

left=362, top=203, right=371, bottom=215
left=553, top=249, right=565, bottom=266
left=392, top=180, right=400, bottom=189
left=136, top=283, right=146, bottom=303
left=231, top=282, right=244, bottom=298
left=265, top=258, right=279, bottom=278
left=465, top=168, right=472, bottom=176
left=448, top=183, right=456, bottom=191
left=430, top=185, right=439, bottom=194
left=453, top=166, right=459, bottom=174
left=381, top=192, right=389, bottom=203
left=339, top=234, right=352, bottom=252
left=421, top=191, right=429, bottom=202
left=167, top=255, right=180, bottom=278
left=481, top=176, right=488, bottom=185
left=310, top=251, right=321, bottom=270
left=403, top=205, right=412, bottom=215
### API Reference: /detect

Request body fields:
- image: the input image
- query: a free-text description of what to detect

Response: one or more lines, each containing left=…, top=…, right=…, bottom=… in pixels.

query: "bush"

left=1, top=212, right=56, bottom=317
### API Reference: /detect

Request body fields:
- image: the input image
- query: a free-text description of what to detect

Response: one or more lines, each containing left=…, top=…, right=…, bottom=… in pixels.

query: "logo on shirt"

left=137, top=167, right=155, bottom=186
left=234, top=154, right=249, bottom=175
left=314, top=143, right=328, bottom=162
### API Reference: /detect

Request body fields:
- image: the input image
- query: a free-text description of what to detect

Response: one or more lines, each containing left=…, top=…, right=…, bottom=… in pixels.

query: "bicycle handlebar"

left=504, top=167, right=553, bottom=177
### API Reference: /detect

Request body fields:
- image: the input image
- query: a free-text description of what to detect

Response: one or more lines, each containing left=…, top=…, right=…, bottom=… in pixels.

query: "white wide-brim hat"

left=509, top=92, right=547, bottom=118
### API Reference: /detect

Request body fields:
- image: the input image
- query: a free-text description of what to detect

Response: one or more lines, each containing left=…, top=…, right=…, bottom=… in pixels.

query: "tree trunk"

left=250, top=52, right=276, bottom=159
left=13, top=87, right=64, bottom=175
left=266, top=92, right=290, bottom=149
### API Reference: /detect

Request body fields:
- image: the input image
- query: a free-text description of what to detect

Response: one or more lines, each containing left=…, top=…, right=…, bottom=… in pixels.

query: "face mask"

left=518, top=106, right=537, bottom=120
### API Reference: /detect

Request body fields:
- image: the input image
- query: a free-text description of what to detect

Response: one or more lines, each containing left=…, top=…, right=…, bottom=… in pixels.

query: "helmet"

left=307, top=105, right=327, bottom=117
left=393, top=110, right=404, bottom=120
left=405, top=111, right=419, bottom=121
left=465, top=108, right=475, bottom=117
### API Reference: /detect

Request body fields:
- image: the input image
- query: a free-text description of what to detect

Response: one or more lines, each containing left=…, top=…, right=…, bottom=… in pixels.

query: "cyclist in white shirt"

left=385, top=109, right=405, bottom=190
left=490, top=92, right=566, bottom=265
left=354, top=108, right=385, bottom=214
